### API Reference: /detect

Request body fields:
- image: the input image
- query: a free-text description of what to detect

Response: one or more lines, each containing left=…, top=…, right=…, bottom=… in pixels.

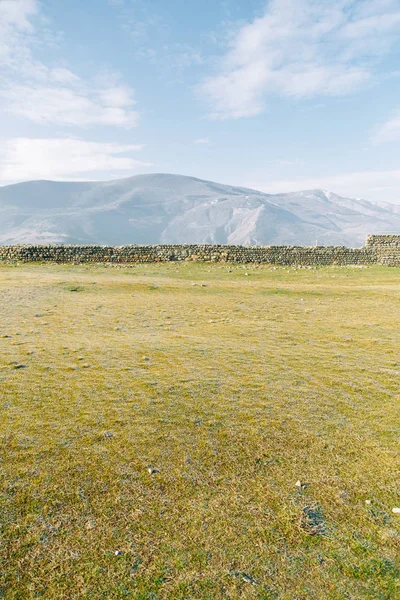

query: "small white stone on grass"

left=296, top=480, right=310, bottom=489
left=392, top=507, right=400, bottom=514
left=365, top=500, right=372, bottom=505
left=148, top=467, right=159, bottom=475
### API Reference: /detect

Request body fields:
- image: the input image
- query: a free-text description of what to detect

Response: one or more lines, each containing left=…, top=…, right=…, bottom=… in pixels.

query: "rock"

left=392, top=508, right=400, bottom=514
left=148, top=467, right=160, bottom=475
left=296, top=480, right=310, bottom=489
left=231, top=572, right=259, bottom=586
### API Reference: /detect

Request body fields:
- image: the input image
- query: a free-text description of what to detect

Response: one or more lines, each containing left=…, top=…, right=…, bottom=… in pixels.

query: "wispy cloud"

left=200, top=0, right=400, bottom=119
left=372, top=112, right=400, bottom=143
left=0, top=0, right=37, bottom=34
left=249, top=168, right=400, bottom=203
left=194, top=137, right=210, bottom=145
left=0, top=0, right=39, bottom=71
left=1, top=81, right=139, bottom=127
left=0, top=138, right=151, bottom=183
left=0, top=0, right=139, bottom=127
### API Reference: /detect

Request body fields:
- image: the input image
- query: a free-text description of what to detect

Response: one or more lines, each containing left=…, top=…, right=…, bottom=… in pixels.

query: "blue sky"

left=1, top=0, right=400, bottom=202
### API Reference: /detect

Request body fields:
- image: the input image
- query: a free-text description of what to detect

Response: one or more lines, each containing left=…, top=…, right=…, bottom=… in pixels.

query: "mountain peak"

left=0, top=174, right=399, bottom=246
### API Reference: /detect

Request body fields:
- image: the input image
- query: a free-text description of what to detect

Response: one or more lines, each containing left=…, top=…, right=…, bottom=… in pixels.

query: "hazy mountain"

left=1, top=173, right=399, bottom=247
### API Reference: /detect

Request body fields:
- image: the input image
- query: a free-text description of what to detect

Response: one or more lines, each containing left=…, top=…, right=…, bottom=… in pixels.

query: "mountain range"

left=0, top=173, right=399, bottom=247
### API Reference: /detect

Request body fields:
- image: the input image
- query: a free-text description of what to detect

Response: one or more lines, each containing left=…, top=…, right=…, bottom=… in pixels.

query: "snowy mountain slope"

left=0, top=174, right=399, bottom=246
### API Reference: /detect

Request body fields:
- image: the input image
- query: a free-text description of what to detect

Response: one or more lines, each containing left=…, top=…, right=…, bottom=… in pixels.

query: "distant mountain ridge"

left=1, top=173, right=399, bottom=247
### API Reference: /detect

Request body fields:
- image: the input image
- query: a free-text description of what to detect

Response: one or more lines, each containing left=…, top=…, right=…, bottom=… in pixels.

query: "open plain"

left=0, top=262, right=399, bottom=599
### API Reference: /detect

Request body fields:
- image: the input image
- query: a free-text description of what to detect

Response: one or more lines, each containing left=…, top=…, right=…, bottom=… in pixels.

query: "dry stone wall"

left=366, top=234, right=400, bottom=266
left=0, top=235, right=399, bottom=266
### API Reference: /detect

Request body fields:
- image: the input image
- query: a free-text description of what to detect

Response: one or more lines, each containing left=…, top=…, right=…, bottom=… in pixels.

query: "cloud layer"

left=2, top=81, right=138, bottom=127
left=0, top=0, right=145, bottom=184
left=251, top=167, right=400, bottom=203
left=200, top=0, right=400, bottom=119
left=373, top=112, right=400, bottom=143
left=0, top=138, right=150, bottom=182
left=0, top=0, right=138, bottom=127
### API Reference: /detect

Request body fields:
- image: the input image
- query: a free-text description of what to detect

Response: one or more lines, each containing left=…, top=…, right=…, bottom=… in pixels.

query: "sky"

left=1, top=0, right=400, bottom=203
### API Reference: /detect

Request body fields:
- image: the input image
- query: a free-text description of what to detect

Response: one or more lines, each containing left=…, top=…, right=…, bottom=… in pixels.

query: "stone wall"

left=366, top=235, right=400, bottom=266
left=0, top=235, right=399, bottom=266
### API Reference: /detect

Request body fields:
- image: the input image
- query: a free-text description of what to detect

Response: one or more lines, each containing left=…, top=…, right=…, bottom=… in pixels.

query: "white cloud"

left=1, top=83, right=139, bottom=127
left=0, top=0, right=59, bottom=76
left=194, top=137, right=210, bottom=144
left=248, top=168, right=400, bottom=203
left=200, top=0, right=400, bottom=119
left=372, top=112, right=400, bottom=142
left=0, top=0, right=37, bottom=32
left=98, top=86, right=133, bottom=108
left=0, top=0, right=38, bottom=70
left=0, top=0, right=139, bottom=128
left=0, top=0, right=37, bottom=29
left=0, top=138, right=151, bottom=183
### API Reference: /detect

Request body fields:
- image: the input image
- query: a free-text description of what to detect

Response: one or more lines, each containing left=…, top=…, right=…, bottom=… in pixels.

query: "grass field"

left=0, top=262, right=399, bottom=599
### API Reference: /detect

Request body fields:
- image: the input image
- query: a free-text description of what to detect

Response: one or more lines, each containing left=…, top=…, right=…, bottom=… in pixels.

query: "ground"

left=0, top=262, right=399, bottom=600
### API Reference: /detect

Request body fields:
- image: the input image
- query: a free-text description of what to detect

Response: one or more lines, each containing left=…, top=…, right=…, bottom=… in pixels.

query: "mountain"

left=0, top=173, right=400, bottom=247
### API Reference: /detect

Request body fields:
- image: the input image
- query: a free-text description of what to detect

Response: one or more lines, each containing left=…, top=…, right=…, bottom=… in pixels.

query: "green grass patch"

left=0, top=262, right=399, bottom=599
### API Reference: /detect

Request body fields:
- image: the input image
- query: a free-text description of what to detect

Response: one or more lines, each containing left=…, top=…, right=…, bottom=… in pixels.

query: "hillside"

left=1, top=174, right=400, bottom=246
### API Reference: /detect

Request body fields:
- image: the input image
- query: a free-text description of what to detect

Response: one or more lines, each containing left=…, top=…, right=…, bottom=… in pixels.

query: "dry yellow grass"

left=0, top=262, right=399, bottom=599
